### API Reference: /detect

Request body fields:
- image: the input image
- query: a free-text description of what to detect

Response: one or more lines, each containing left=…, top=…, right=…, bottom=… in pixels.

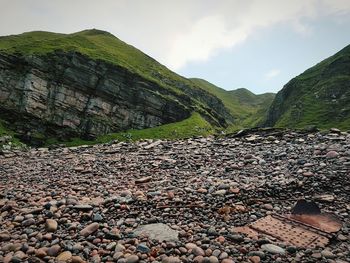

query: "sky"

left=1, top=0, right=350, bottom=94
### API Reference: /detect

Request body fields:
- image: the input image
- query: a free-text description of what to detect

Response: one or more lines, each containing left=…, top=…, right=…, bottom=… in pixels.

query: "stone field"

left=0, top=129, right=349, bottom=262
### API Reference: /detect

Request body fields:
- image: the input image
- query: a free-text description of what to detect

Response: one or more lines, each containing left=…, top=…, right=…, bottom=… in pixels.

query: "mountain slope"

left=190, top=78, right=275, bottom=128
left=0, top=29, right=233, bottom=144
left=265, top=44, right=350, bottom=130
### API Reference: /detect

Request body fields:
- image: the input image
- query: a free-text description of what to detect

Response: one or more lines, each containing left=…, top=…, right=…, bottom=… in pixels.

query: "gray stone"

left=113, top=252, right=124, bottom=260
left=219, top=252, right=228, bottom=259
left=212, top=249, right=221, bottom=257
left=136, top=243, right=150, bottom=253
left=114, top=244, right=125, bottom=252
left=312, top=252, right=322, bottom=259
left=213, top=190, right=226, bottom=196
left=80, top=222, right=99, bottom=237
left=135, top=176, right=152, bottom=184
left=248, top=251, right=265, bottom=258
left=261, top=203, right=273, bottom=210
left=207, top=227, right=218, bottom=236
left=47, top=244, right=61, bottom=257
left=45, top=219, right=58, bottom=232
left=326, top=150, right=339, bottom=158
left=208, top=256, right=219, bottom=263
left=0, top=232, right=10, bottom=241
left=73, top=204, right=93, bottom=211
left=337, top=234, right=348, bottom=241
left=192, top=246, right=205, bottom=256
left=321, top=250, right=335, bottom=259
left=193, top=255, right=204, bottom=263
left=13, top=216, right=24, bottom=222
left=134, top=223, right=179, bottom=241
left=56, top=251, right=72, bottom=262
left=286, top=246, right=297, bottom=254
left=261, top=244, right=285, bottom=255
left=162, top=256, right=181, bottom=263
left=106, top=242, right=116, bottom=250
left=125, top=255, right=139, bottom=263
left=22, top=218, right=35, bottom=226
left=93, top=213, right=103, bottom=222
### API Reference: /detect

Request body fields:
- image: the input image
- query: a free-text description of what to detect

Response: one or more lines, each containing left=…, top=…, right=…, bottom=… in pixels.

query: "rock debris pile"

left=0, top=129, right=349, bottom=262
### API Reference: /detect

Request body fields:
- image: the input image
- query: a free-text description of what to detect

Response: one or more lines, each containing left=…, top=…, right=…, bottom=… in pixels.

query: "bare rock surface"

left=0, top=130, right=349, bottom=262
left=134, top=223, right=179, bottom=242
left=0, top=51, right=231, bottom=144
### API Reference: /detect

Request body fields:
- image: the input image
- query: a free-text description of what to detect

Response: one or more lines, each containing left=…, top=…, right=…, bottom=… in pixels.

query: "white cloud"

left=0, top=0, right=350, bottom=71
left=166, top=15, right=248, bottom=70
left=265, top=69, right=281, bottom=80
left=163, top=0, right=350, bottom=70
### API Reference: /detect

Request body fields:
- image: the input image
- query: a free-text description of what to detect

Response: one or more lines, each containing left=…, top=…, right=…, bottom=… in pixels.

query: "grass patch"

left=0, top=119, right=22, bottom=146
left=52, top=112, right=214, bottom=147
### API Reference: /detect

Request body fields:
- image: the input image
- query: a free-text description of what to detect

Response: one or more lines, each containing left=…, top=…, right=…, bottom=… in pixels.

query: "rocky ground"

left=0, top=129, right=349, bottom=263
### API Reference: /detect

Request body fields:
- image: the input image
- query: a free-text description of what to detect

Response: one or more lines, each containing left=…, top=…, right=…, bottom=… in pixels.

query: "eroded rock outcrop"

left=0, top=51, right=196, bottom=140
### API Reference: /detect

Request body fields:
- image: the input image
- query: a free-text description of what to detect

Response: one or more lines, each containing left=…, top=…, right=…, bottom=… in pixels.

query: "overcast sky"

left=1, top=0, right=350, bottom=93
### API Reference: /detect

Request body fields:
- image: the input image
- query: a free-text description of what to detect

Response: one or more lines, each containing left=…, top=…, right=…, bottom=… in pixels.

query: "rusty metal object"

left=289, top=199, right=342, bottom=233
left=235, top=215, right=330, bottom=248
left=291, top=200, right=321, bottom=214
left=288, top=214, right=342, bottom=233
left=234, top=226, right=259, bottom=240
left=234, top=200, right=342, bottom=248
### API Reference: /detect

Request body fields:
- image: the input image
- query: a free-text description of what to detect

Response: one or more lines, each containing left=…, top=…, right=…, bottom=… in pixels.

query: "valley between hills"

left=0, top=29, right=349, bottom=263
left=0, top=29, right=349, bottom=148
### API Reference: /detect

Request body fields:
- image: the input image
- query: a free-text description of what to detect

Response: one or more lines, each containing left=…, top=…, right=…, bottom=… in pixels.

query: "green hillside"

left=0, top=29, right=232, bottom=124
left=190, top=78, right=275, bottom=130
left=0, top=29, right=237, bottom=146
left=3, top=28, right=347, bottom=147
left=265, top=44, right=350, bottom=130
left=0, top=29, right=182, bottom=91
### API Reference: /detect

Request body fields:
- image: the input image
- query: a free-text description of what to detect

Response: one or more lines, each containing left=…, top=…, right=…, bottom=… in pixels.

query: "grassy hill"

left=0, top=29, right=236, bottom=146
left=5, top=29, right=347, bottom=146
left=0, top=29, right=233, bottom=109
left=0, top=29, right=182, bottom=91
left=265, top=44, right=350, bottom=130
left=0, top=29, right=233, bottom=122
left=190, top=78, right=275, bottom=130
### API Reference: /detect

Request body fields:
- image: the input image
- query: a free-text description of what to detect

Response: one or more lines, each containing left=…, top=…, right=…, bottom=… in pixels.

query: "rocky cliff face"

left=0, top=51, right=195, bottom=140
left=0, top=30, right=235, bottom=144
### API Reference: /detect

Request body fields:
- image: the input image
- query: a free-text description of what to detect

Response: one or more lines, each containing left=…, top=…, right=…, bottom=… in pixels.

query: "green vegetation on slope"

left=0, top=29, right=233, bottom=133
left=0, top=30, right=157, bottom=77
left=190, top=78, right=275, bottom=131
left=266, top=44, right=350, bottom=130
left=0, top=119, right=22, bottom=146
left=0, top=29, right=227, bottom=102
left=0, top=119, right=11, bottom=137
left=0, top=30, right=180, bottom=94
left=47, top=112, right=214, bottom=147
